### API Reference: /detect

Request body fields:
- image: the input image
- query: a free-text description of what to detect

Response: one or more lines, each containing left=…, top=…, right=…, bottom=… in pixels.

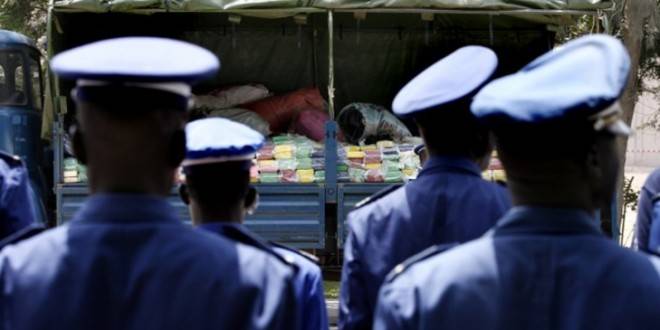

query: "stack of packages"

left=341, top=141, right=421, bottom=183
left=482, top=151, right=506, bottom=182
left=254, top=134, right=324, bottom=183
left=63, top=158, right=87, bottom=183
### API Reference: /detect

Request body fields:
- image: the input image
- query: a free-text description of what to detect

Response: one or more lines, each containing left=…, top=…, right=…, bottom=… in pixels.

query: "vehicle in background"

left=0, top=29, right=47, bottom=225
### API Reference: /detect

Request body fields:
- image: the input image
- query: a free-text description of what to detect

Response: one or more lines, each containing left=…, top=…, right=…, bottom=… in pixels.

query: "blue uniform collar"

left=493, top=206, right=602, bottom=237
left=72, top=193, right=180, bottom=225
left=418, top=155, right=482, bottom=178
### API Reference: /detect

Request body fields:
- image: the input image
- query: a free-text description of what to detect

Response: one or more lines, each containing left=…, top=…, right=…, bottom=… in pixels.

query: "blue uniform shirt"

left=634, top=168, right=660, bottom=251
left=0, top=152, right=38, bottom=243
left=375, top=207, right=660, bottom=330
left=0, top=194, right=298, bottom=330
left=339, top=155, right=511, bottom=330
left=198, top=222, right=328, bottom=330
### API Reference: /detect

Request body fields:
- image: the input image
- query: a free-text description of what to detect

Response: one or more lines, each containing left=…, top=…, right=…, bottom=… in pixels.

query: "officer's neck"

left=191, top=201, right=244, bottom=225
left=506, top=176, right=595, bottom=212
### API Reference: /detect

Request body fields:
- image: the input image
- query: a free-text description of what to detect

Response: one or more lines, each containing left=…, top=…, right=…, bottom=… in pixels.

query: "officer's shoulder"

left=354, top=184, right=403, bottom=210
left=0, top=151, right=23, bottom=168
left=385, top=242, right=458, bottom=283
left=0, top=225, right=45, bottom=249
left=270, top=241, right=320, bottom=265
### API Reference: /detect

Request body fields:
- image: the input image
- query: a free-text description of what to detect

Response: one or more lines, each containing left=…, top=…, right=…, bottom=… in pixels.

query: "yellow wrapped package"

left=403, top=168, right=416, bottom=177
left=345, top=145, right=361, bottom=153
left=360, top=145, right=377, bottom=151
left=365, top=163, right=381, bottom=170
left=347, top=151, right=365, bottom=159
left=297, top=169, right=315, bottom=183
left=377, top=140, right=395, bottom=149
left=274, top=145, right=294, bottom=153
left=274, top=151, right=294, bottom=160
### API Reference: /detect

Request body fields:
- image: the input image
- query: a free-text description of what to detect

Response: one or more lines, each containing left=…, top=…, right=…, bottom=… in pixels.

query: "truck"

left=45, top=0, right=612, bottom=260
left=0, top=29, right=48, bottom=225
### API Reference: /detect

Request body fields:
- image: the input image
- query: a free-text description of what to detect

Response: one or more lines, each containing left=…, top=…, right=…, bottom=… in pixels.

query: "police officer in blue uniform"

left=374, top=35, right=660, bottom=330
left=634, top=168, right=660, bottom=251
left=0, top=151, right=42, bottom=246
left=0, top=37, right=298, bottom=330
left=339, top=46, right=511, bottom=330
left=179, top=117, right=327, bottom=330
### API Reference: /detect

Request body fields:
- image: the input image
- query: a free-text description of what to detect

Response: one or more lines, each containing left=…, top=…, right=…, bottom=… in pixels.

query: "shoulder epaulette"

left=385, top=243, right=458, bottom=283
left=354, top=184, right=401, bottom=209
left=217, top=225, right=299, bottom=271
left=0, top=225, right=44, bottom=249
left=0, top=151, right=23, bottom=168
left=270, top=241, right=319, bottom=265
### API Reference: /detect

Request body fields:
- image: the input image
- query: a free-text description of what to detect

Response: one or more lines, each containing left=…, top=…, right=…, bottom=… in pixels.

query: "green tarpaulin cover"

left=52, top=0, right=611, bottom=11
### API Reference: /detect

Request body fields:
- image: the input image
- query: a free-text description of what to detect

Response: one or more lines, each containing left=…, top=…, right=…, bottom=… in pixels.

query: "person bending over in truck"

left=338, top=46, right=511, bottom=330
left=0, top=37, right=298, bottom=330
left=374, top=34, right=660, bottom=330
left=179, top=117, right=328, bottom=330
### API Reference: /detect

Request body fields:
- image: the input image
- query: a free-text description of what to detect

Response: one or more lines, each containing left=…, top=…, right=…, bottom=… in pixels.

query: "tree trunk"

left=602, top=0, right=656, bottom=240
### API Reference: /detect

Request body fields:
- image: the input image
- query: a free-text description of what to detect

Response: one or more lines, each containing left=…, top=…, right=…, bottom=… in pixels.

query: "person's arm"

left=373, top=282, right=415, bottom=330
left=338, top=222, right=371, bottom=330
left=306, top=268, right=329, bottom=330
left=634, top=179, right=657, bottom=250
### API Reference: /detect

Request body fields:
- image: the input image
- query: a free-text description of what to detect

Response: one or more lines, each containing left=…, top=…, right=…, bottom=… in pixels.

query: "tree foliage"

left=0, top=0, right=48, bottom=48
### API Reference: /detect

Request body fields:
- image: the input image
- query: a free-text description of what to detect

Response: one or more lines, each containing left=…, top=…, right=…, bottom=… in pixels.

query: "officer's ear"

left=169, top=129, right=186, bottom=168
left=69, top=124, right=87, bottom=165
left=245, top=186, right=259, bottom=215
left=179, top=183, right=190, bottom=205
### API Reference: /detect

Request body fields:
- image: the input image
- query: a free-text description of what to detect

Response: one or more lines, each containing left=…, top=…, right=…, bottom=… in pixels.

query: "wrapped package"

left=382, top=160, right=401, bottom=172
left=260, top=172, right=280, bottom=183
left=296, top=145, right=313, bottom=159
left=314, top=170, right=325, bottom=182
left=349, top=168, right=366, bottom=183
left=297, top=169, right=315, bottom=183
left=278, top=159, right=297, bottom=171
left=273, top=135, right=294, bottom=145
left=364, top=150, right=382, bottom=164
left=250, top=166, right=260, bottom=183
left=347, top=151, right=365, bottom=159
left=312, top=148, right=325, bottom=158
left=400, top=152, right=421, bottom=169
left=258, top=160, right=279, bottom=173
left=297, top=158, right=313, bottom=170
left=345, top=146, right=361, bottom=153
left=382, top=153, right=400, bottom=161
left=312, top=158, right=325, bottom=170
left=337, top=103, right=412, bottom=145
left=365, top=169, right=385, bottom=183
left=336, top=163, right=349, bottom=172
left=274, top=150, right=294, bottom=160
left=257, top=146, right=275, bottom=160
left=365, top=163, right=381, bottom=170
left=398, top=144, right=415, bottom=153
left=360, top=144, right=378, bottom=151
left=385, top=170, right=403, bottom=183
left=243, top=87, right=327, bottom=134
left=377, top=140, right=395, bottom=149
left=338, top=172, right=351, bottom=183
left=280, top=170, right=298, bottom=183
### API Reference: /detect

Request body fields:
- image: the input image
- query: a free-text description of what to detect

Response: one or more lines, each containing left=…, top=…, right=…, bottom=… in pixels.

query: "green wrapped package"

left=259, top=172, right=280, bottom=183
left=349, top=168, right=366, bottom=183
left=272, top=135, right=294, bottom=145
left=382, top=153, right=400, bottom=161
left=337, top=163, right=349, bottom=172
left=64, top=158, right=79, bottom=170
left=296, top=145, right=313, bottom=159
left=314, top=170, right=325, bottom=182
left=278, top=159, right=297, bottom=170
left=297, top=158, right=313, bottom=170
left=381, top=160, right=400, bottom=172
left=385, top=170, right=403, bottom=183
